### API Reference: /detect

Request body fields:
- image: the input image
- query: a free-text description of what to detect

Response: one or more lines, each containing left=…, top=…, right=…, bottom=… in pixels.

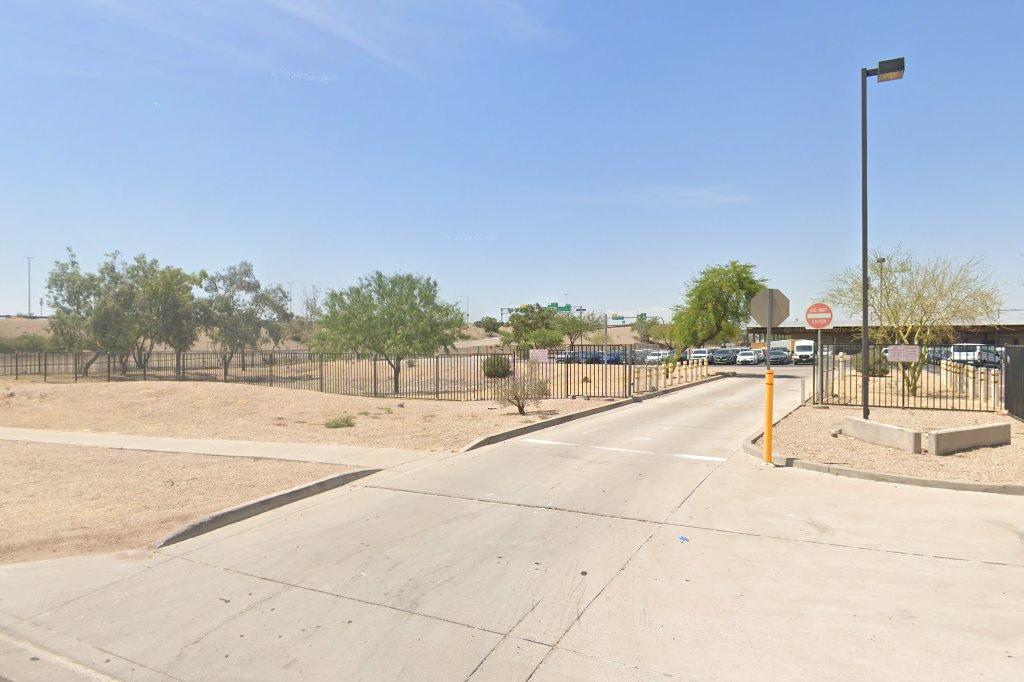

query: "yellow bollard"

left=764, top=369, right=775, bottom=465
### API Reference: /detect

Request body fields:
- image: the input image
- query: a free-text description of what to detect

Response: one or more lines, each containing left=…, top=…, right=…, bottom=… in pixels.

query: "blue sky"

left=3, top=0, right=1023, bottom=325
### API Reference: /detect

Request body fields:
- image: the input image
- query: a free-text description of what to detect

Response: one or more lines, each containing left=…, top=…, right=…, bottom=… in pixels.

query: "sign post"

left=805, top=303, right=835, bottom=404
left=750, top=288, right=790, bottom=465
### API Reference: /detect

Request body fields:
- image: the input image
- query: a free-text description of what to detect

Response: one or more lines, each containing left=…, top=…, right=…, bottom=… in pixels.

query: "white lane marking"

left=671, top=454, right=727, bottom=462
left=595, top=446, right=655, bottom=455
left=522, top=438, right=577, bottom=446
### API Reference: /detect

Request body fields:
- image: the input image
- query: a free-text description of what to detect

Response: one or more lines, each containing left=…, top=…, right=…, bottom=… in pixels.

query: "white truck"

left=792, top=340, right=816, bottom=364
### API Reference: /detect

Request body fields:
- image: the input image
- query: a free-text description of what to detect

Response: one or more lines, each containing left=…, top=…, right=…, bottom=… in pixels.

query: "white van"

left=950, top=343, right=1000, bottom=367
left=689, top=348, right=711, bottom=363
left=792, top=340, right=815, bottom=364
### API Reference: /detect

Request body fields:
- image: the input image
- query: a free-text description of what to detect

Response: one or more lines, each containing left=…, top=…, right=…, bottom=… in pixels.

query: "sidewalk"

left=0, top=426, right=435, bottom=469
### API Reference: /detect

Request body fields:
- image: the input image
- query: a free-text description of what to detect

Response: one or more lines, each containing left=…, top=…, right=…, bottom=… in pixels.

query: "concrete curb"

left=156, top=468, right=380, bottom=547
left=742, top=428, right=1024, bottom=496
left=460, top=374, right=727, bottom=452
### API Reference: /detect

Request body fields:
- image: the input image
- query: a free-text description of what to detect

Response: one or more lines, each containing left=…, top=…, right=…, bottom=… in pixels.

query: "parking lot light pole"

left=861, top=57, right=905, bottom=420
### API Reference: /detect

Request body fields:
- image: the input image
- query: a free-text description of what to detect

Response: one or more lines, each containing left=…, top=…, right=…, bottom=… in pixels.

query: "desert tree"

left=630, top=317, right=655, bottom=344
left=670, top=261, right=765, bottom=349
left=479, top=316, right=501, bottom=336
left=201, top=262, right=291, bottom=373
left=314, top=271, right=465, bottom=394
left=147, top=266, right=205, bottom=378
left=823, top=247, right=1000, bottom=395
left=46, top=250, right=166, bottom=373
left=557, top=312, right=603, bottom=350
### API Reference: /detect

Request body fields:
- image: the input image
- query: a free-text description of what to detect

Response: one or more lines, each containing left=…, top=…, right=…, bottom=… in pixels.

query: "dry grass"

left=0, top=381, right=608, bottom=451
left=0, top=442, right=349, bottom=564
left=762, top=405, right=1024, bottom=484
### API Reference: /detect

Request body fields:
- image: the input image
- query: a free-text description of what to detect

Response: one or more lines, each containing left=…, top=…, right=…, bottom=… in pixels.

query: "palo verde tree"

left=479, top=316, right=501, bottom=336
left=670, top=261, right=765, bottom=349
left=500, top=304, right=564, bottom=349
left=557, top=312, right=603, bottom=350
left=630, top=317, right=655, bottom=344
left=823, top=247, right=1001, bottom=395
left=314, top=271, right=465, bottom=393
left=201, top=262, right=291, bottom=373
left=148, top=267, right=205, bottom=378
left=46, top=250, right=183, bottom=374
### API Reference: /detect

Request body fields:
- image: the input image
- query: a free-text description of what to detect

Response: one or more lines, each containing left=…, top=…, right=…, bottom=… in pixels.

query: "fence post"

left=319, top=354, right=324, bottom=393
left=43, top=352, right=48, bottom=382
left=434, top=356, right=440, bottom=399
left=107, top=353, right=111, bottom=382
left=14, top=352, right=17, bottom=380
left=269, top=353, right=274, bottom=388
left=373, top=358, right=378, bottom=397
left=74, top=353, right=79, bottom=383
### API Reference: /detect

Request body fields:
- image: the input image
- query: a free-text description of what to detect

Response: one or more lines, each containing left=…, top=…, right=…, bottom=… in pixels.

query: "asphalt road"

left=2, top=372, right=1022, bottom=681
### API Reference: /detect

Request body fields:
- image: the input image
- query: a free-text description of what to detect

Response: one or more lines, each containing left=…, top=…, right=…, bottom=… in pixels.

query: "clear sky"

left=3, top=0, right=1023, bottom=325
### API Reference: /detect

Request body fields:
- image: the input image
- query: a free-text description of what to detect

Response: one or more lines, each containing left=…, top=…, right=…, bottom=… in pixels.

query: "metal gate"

left=813, top=344, right=1003, bottom=412
left=1005, top=346, right=1024, bottom=419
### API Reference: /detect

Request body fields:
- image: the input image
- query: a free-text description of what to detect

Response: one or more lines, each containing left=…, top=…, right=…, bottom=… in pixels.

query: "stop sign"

left=805, top=303, right=834, bottom=330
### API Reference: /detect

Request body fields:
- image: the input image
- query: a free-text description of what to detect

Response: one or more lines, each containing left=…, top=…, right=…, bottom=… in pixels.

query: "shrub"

left=325, top=415, right=356, bottom=428
left=851, top=349, right=890, bottom=377
left=495, top=372, right=549, bottom=415
left=480, top=316, right=501, bottom=335
left=482, top=354, right=512, bottom=378
left=0, top=334, right=53, bottom=352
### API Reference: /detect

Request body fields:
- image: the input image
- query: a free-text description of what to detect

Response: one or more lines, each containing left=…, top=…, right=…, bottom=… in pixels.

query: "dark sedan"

left=711, top=349, right=737, bottom=365
left=767, top=348, right=791, bottom=365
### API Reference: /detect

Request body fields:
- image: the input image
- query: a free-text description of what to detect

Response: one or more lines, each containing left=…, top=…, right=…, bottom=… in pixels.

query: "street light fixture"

left=861, top=57, right=905, bottom=420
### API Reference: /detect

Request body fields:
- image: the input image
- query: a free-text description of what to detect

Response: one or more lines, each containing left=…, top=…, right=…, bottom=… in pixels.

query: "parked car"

left=767, top=348, right=791, bottom=365
left=735, top=350, right=758, bottom=365
left=645, top=350, right=672, bottom=365
left=711, top=349, right=737, bottom=365
left=753, top=348, right=766, bottom=362
left=689, top=348, right=711, bottom=363
left=926, top=347, right=951, bottom=365
left=950, top=343, right=1001, bottom=367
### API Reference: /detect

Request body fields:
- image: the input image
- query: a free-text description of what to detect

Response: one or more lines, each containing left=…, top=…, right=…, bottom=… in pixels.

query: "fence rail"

left=812, top=344, right=1004, bottom=412
left=0, top=346, right=711, bottom=401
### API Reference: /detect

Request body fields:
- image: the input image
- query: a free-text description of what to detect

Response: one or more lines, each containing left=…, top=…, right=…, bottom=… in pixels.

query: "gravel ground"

left=0, top=442, right=350, bottom=564
left=761, top=405, right=1024, bottom=484
left=0, top=381, right=609, bottom=451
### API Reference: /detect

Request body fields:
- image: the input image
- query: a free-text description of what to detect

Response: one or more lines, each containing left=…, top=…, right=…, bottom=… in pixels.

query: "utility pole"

left=26, top=256, right=33, bottom=316
left=287, top=281, right=295, bottom=316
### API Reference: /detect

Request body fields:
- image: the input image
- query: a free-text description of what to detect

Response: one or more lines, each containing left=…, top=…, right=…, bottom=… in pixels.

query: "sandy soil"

left=762, top=405, right=1024, bottom=484
left=0, top=317, right=49, bottom=338
left=0, top=317, right=306, bottom=351
left=0, top=381, right=608, bottom=451
left=0, top=441, right=349, bottom=563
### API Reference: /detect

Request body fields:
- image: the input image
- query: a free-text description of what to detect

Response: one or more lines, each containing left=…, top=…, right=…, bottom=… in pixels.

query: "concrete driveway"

left=2, top=372, right=1022, bottom=681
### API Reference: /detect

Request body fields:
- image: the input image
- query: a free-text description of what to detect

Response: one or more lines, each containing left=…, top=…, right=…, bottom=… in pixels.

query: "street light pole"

left=860, top=57, right=905, bottom=421
left=26, top=256, right=33, bottom=317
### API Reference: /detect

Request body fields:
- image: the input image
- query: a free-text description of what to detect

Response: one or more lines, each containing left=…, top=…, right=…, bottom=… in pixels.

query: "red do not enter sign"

left=805, top=303, right=834, bottom=330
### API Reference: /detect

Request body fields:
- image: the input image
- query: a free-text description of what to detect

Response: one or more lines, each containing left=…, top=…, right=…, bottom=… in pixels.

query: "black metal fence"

left=1005, top=346, right=1024, bottom=420
left=812, top=344, right=1004, bottom=412
left=0, top=345, right=665, bottom=401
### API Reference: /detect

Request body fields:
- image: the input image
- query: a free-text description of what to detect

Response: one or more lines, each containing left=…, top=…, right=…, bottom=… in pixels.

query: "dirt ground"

left=0, top=441, right=349, bottom=564
left=762, top=405, right=1024, bottom=484
left=0, top=381, right=609, bottom=451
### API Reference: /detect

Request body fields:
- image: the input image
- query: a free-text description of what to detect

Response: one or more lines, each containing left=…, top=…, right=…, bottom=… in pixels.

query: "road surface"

left=1, top=372, right=1022, bottom=681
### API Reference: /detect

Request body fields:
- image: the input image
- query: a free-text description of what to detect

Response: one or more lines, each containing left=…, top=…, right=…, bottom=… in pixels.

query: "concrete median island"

left=752, top=405, right=1024, bottom=491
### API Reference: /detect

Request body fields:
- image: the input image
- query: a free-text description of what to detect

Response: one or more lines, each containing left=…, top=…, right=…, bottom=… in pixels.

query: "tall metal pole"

left=26, top=256, right=33, bottom=317
left=861, top=67, right=871, bottom=420
left=765, top=290, right=772, bottom=370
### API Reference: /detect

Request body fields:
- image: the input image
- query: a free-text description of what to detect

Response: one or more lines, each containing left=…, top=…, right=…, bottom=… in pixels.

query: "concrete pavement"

left=2, top=372, right=1023, bottom=680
